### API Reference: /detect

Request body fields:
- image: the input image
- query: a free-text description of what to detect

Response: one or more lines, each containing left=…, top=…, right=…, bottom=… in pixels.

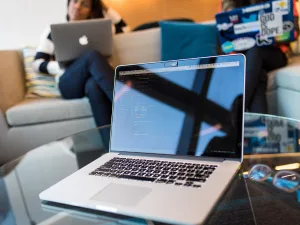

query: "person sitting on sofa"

left=220, top=0, right=299, bottom=114
left=33, top=0, right=130, bottom=128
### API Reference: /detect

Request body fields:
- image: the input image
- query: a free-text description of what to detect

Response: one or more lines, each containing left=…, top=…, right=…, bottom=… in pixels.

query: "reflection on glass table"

left=0, top=114, right=300, bottom=225
left=247, top=164, right=300, bottom=193
left=244, top=113, right=300, bottom=155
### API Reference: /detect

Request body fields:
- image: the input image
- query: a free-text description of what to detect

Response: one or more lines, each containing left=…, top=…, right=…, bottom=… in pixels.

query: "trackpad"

left=91, top=183, right=152, bottom=207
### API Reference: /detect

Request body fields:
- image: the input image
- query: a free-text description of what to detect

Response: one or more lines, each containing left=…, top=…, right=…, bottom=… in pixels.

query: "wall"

left=0, top=0, right=218, bottom=50
left=106, top=0, right=219, bottom=29
left=0, top=0, right=66, bottom=50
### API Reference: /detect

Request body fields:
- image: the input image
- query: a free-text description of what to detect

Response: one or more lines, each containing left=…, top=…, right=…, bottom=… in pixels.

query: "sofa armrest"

left=0, top=50, right=26, bottom=113
left=0, top=108, right=9, bottom=165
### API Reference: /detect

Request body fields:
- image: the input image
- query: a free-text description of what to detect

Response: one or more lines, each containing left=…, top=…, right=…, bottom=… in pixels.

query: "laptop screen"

left=111, top=55, right=245, bottom=159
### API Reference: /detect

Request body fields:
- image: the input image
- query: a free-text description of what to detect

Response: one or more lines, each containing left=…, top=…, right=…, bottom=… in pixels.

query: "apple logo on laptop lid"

left=79, top=35, right=88, bottom=45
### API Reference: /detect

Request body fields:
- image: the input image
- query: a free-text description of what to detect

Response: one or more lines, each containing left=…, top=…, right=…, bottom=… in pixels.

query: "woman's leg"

left=244, top=47, right=266, bottom=113
left=244, top=46, right=287, bottom=113
left=84, top=78, right=112, bottom=127
left=248, top=68, right=268, bottom=113
left=59, top=74, right=112, bottom=127
left=259, top=46, right=288, bottom=71
left=85, top=78, right=112, bottom=148
left=59, top=50, right=114, bottom=100
left=58, top=50, right=113, bottom=128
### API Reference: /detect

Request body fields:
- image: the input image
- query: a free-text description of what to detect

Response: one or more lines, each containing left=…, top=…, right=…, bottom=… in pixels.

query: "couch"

left=1, top=26, right=300, bottom=165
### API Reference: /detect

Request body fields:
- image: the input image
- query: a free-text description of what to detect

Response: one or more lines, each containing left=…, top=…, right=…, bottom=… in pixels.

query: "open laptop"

left=215, top=0, right=295, bottom=53
left=51, top=18, right=113, bottom=68
left=39, top=54, right=246, bottom=225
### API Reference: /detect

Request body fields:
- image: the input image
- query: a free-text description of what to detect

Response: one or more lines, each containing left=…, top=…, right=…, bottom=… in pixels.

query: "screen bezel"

left=110, top=54, right=245, bottom=160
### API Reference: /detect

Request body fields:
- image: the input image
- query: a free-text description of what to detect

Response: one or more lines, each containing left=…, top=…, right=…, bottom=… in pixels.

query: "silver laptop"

left=51, top=18, right=112, bottom=67
left=40, top=54, right=246, bottom=225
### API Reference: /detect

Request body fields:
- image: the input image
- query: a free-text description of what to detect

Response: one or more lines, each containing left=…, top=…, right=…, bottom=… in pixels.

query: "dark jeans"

left=244, top=46, right=288, bottom=113
left=59, top=50, right=114, bottom=128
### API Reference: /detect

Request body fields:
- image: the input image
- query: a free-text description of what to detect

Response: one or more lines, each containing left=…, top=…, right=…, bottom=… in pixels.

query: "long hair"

left=66, top=0, right=104, bottom=21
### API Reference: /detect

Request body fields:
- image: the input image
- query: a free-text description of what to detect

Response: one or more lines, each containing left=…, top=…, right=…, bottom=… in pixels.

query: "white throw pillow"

left=22, top=47, right=61, bottom=98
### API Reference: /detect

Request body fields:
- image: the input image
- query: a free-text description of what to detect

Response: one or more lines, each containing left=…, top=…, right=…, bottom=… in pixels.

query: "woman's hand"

left=225, top=7, right=234, bottom=12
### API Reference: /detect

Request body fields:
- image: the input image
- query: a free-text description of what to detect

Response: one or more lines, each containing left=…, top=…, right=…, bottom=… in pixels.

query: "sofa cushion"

left=268, top=55, right=300, bottom=92
left=113, top=28, right=161, bottom=65
left=6, top=98, right=92, bottom=126
left=159, top=21, right=217, bottom=61
left=112, top=22, right=215, bottom=66
left=276, top=87, right=300, bottom=120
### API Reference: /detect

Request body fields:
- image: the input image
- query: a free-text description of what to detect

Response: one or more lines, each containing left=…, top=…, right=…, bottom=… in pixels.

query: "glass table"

left=1, top=113, right=300, bottom=225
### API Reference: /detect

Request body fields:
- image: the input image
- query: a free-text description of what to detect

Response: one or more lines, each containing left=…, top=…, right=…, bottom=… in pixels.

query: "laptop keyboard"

left=89, top=157, right=218, bottom=188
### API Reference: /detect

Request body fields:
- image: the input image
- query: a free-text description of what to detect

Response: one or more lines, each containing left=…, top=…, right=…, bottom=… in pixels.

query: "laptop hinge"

left=226, top=158, right=242, bottom=162
left=116, top=152, right=225, bottom=162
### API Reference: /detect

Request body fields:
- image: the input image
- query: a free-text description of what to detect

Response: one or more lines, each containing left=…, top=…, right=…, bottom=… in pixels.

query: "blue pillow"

left=159, top=21, right=217, bottom=61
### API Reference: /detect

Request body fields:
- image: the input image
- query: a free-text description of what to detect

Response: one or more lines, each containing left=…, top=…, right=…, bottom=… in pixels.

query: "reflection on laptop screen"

left=111, top=55, right=245, bottom=158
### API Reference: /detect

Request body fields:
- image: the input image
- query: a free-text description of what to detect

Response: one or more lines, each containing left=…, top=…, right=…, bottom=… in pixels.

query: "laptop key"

left=109, top=174, right=118, bottom=177
left=166, top=180, right=175, bottom=184
left=103, top=165, right=113, bottom=169
left=156, top=179, right=167, bottom=183
left=187, top=177, right=206, bottom=182
left=89, top=171, right=97, bottom=175
left=119, top=175, right=156, bottom=182
left=96, top=168, right=110, bottom=173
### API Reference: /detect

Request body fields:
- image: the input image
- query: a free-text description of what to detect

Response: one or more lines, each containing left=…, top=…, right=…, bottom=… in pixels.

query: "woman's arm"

left=102, top=1, right=130, bottom=33
left=221, top=0, right=236, bottom=11
left=32, top=27, right=61, bottom=75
